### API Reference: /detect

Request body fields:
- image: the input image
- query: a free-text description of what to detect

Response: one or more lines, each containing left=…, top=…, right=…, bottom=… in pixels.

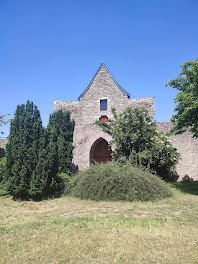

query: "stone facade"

left=55, top=64, right=155, bottom=172
left=57, top=63, right=197, bottom=180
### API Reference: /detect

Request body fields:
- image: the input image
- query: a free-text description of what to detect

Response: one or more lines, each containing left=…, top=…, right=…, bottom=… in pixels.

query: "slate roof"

left=77, top=63, right=130, bottom=101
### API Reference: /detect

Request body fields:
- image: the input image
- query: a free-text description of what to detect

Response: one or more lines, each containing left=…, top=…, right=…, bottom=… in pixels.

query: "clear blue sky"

left=1, top=0, right=198, bottom=137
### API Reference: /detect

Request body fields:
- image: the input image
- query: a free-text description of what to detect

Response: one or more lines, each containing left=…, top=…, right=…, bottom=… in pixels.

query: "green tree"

left=166, top=57, right=198, bottom=137
left=5, top=103, right=74, bottom=200
left=29, top=110, right=75, bottom=199
left=29, top=128, right=59, bottom=200
left=96, top=107, right=179, bottom=181
left=6, top=101, right=43, bottom=199
left=47, top=110, right=75, bottom=175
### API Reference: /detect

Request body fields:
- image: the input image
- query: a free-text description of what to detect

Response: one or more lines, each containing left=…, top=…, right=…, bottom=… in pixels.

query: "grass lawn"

left=0, top=182, right=198, bottom=264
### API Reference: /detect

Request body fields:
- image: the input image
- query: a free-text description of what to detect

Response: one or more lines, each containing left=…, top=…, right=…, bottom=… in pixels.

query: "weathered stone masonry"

left=157, top=122, right=198, bottom=180
left=54, top=63, right=198, bottom=180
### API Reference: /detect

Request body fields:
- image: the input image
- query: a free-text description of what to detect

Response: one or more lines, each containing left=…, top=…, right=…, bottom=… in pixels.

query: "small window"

left=100, top=99, right=107, bottom=111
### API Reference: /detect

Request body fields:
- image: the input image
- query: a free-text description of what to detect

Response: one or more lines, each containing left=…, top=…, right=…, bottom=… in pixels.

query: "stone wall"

left=0, top=138, right=8, bottom=158
left=55, top=97, right=155, bottom=125
left=128, top=97, right=155, bottom=117
left=72, top=124, right=112, bottom=171
left=0, top=138, right=8, bottom=150
left=157, top=122, right=198, bottom=181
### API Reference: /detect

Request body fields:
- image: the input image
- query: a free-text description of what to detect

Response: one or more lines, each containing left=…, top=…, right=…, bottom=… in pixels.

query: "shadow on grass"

left=171, top=181, right=198, bottom=195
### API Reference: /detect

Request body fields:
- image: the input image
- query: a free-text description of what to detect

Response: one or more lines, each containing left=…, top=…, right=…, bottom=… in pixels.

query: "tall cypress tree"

left=6, top=105, right=74, bottom=200
left=6, top=101, right=42, bottom=199
left=48, top=110, right=75, bottom=175
left=29, top=110, right=74, bottom=199
left=29, top=128, right=59, bottom=200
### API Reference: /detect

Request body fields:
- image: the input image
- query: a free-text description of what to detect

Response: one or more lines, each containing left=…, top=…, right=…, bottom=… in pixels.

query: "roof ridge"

left=77, top=64, right=130, bottom=101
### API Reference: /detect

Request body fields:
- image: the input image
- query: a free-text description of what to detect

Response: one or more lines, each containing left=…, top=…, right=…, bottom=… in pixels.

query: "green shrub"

left=0, top=158, right=8, bottom=196
left=0, top=157, right=6, bottom=181
left=56, top=173, right=72, bottom=195
left=68, top=162, right=173, bottom=202
left=96, top=107, right=179, bottom=181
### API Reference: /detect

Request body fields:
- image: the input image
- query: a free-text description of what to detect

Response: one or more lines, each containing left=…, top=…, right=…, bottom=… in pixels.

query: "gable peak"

left=77, top=63, right=130, bottom=101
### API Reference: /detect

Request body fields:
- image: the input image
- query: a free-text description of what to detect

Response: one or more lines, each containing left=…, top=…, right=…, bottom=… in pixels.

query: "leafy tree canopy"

left=166, top=57, right=198, bottom=137
left=96, top=107, right=179, bottom=181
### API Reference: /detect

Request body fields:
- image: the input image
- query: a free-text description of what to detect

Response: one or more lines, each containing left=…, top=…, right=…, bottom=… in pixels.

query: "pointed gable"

left=77, top=63, right=130, bottom=101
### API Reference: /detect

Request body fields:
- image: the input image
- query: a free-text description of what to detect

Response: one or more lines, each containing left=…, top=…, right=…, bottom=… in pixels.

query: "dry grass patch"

left=0, top=183, right=198, bottom=263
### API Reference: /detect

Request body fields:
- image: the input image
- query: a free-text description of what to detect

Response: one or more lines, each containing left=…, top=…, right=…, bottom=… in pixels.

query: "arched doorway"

left=90, top=138, right=112, bottom=164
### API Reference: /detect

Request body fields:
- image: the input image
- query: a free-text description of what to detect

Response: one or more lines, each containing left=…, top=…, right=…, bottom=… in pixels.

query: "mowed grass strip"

left=0, top=183, right=198, bottom=264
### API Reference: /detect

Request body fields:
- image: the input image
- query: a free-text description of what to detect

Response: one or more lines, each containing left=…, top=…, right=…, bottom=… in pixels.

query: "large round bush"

left=69, top=162, right=173, bottom=202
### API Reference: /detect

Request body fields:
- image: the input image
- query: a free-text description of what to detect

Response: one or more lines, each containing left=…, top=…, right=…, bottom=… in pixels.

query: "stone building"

left=54, top=63, right=198, bottom=180
left=1, top=63, right=197, bottom=180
